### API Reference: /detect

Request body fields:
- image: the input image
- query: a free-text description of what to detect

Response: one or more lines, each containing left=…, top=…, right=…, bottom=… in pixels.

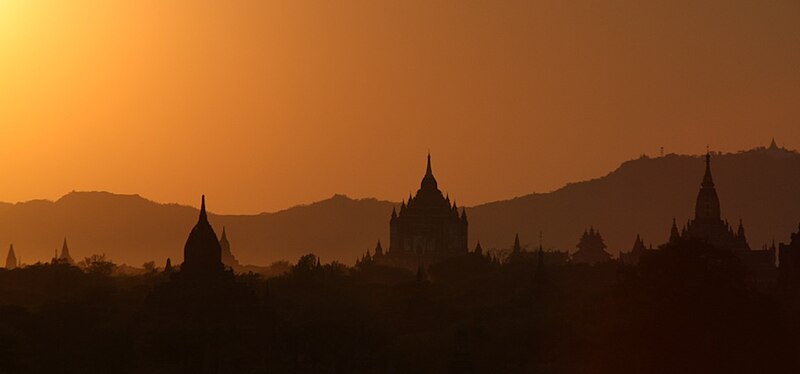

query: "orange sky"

left=0, top=1, right=798, bottom=214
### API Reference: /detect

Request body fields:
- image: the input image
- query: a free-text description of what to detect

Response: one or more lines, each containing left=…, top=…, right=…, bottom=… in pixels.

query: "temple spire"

left=670, top=218, right=680, bottom=242
left=702, top=151, right=714, bottom=188
left=695, top=151, right=721, bottom=221
left=426, top=152, right=432, bottom=176
left=199, top=195, right=208, bottom=222
left=513, top=234, right=522, bottom=253
left=6, top=244, right=17, bottom=270
left=60, top=237, right=74, bottom=264
left=420, top=153, right=438, bottom=190
left=535, top=233, right=545, bottom=282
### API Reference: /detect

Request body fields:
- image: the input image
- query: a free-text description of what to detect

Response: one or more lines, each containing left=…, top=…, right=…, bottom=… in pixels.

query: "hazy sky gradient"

left=1, top=1, right=798, bottom=213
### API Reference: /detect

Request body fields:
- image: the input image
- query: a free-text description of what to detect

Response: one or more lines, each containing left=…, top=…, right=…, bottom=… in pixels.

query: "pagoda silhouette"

left=5, top=244, right=17, bottom=270
left=667, top=152, right=776, bottom=284
left=373, top=154, right=469, bottom=271
left=140, top=195, right=260, bottom=373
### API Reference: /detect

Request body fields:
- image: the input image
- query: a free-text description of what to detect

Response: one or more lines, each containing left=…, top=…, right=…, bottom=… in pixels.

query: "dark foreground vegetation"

left=1, top=240, right=798, bottom=373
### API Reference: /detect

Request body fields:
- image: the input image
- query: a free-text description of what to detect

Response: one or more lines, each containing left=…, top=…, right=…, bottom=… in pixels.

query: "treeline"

left=0, top=240, right=799, bottom=373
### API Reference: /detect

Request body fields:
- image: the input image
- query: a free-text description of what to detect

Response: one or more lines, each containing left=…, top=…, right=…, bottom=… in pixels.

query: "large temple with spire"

left=671, top=152, right=751, bottom=251
left=667, top=152, right=776, bottom=284
left=373, top=154, right=469, bottom=271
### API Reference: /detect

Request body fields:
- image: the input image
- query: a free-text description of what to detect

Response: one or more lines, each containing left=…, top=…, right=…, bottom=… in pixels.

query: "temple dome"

left=182, top=195, right=223, bottom=274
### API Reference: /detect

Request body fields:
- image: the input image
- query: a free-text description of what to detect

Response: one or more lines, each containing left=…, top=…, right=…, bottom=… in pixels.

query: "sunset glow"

left=1, top=1, right=798, bottom=213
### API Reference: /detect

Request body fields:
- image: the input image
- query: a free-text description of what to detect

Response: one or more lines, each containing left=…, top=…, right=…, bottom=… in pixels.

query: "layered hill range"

left=0, top=143, right=798, bottom=267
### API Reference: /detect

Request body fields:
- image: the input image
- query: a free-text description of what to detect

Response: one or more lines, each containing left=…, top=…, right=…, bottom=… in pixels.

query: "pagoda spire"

left=737, top=218, right=746, bottom=240
left=60, top=237, right=74, bottom=264
left=420, top=153, right=438, bottom=190
left=695, top=151, right=721, bottom=221
left=669, top=218, right=681, bottom=242
left=5, top=244, right=17, bottom=270
left=513, top=234, right=522, bottom=253
left=535, top=232, right=545, bottom=283
left=702, top=151, right=715, bottom=188
left=199, top=194, right=208, bottom=222
left=426, top=151, right=432, bottom=176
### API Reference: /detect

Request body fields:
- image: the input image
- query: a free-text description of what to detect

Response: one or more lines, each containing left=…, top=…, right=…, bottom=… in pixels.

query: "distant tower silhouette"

left=5, top=244, right=17, bottom=270
left=181, top=195, right=224, bottom=275
left=474, top=241, right=483, bottom=256
left=164, top=258, right=173, bottom=273
left=534, top=233, right=546, bottom=282
left=572, top=227, right=611, bottom=265
left=374, top=240, right=383, bottom=256
left=512, top=234, right=522, bottom=255
left=620, top=234, right=649, bottom=265
left=669, top=218, right=681, bottom=243
left=218, top=227, right=241, bottom=270
left=678, top=152, right=750, bottom=251
left=59, top=238, right=74, bottom=264
left=695, top=152, right=721, bottom=222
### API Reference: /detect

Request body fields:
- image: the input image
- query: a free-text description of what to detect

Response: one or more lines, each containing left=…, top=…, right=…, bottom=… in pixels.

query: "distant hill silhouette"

left=0, top=193, right=394, bottom=267
left=0, top=145, right=797, bottom=266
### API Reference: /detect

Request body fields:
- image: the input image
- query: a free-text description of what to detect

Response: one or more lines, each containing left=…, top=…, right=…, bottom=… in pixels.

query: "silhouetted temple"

left=668, top=152, right=776, bottom=284
left=5, top=244, right=17, bottom=270
left=181, top=195, right=224, bottom=275
left=57, top=238, right=74, bottom=264
left=672, top=153, right=750, bottom=251
left=374, top=154, right=468, bottom=271
left=619, top=234, right=652, bottom=265
left=142, top=195, right=259, bottom=372
left=219, top=227, right=241, bottom=271
left=571, top=227, right=611, bottom=265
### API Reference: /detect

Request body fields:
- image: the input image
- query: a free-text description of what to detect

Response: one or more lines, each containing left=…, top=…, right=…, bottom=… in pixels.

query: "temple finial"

left=426, top=152, right=432, bottom=176
left=199, top=195, right=207, bottom=221
left=702, top=150, right=714, bottom=187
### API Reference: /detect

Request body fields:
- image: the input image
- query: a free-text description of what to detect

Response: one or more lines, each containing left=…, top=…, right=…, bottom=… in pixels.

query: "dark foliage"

left=0, top=242, right=796, bottom=373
